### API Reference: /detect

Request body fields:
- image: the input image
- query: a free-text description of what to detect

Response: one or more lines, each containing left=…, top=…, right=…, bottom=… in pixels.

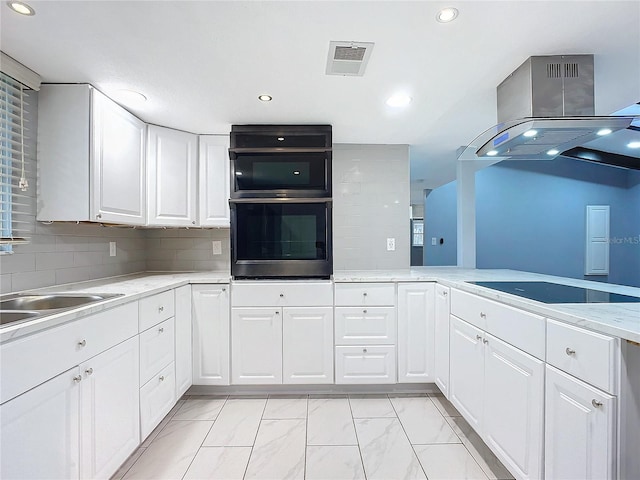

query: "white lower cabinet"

left=0, top=337, right=139, bottom=480
left=1, top=368, right=81, bottom=479
left=139, top=317, right=175, bottom=386
left=397, top=283, right=435, bottom=383
left=283, top=307, right=333, bottom=384
left=231, top=308, right=283, bottom=384
left=449, top=315, right=544, bottom=480
left=545, top=365, right=616, bottom=480
left=192, top=284, right=230, bottom=385
left=335, top=345, right=396, bottom=384
left=174, top=285, right=193, bottom=397
left=80, top=337, right=140, bottom=479
left=434, top=284, right=450, bottom=396
left=140, top=362, right=176, bottom=440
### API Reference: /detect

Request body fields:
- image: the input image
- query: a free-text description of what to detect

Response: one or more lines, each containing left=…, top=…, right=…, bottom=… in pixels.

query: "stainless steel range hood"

left=467, top=55, right=640, bottom=169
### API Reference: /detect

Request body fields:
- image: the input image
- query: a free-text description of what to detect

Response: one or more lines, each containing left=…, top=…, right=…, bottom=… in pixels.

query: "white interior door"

left=585, top=205, right=610, bottom=275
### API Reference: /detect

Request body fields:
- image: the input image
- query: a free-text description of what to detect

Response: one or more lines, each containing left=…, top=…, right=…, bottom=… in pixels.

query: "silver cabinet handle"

left=275, top=311, right=280, bottom=315
left=363, top=292, right=367, bottom=296
left=279, top=293, right=284, bottom=298
left=476, top=335, right=483, bottom=341
left=480, top=312, right=486, bottom=318
left=96, top=214, right=102, bottom=219
left=78, top=339, right=87, bottom=347
left=483, top=338, right=489, bottom=344
left=592, top=399, right=603, bottom=408
left=363, top=309, right=368, bottom=314
left=159, top=375, right=165, bottom=381
left=566, top=348, right=576, bottom=355
left=192, top=221, right=196, bottom=225
left=362, top=348, right=368, bottom=353
left=222, top=288, right=226, bottom=292
left=85, top=368, right=93, bottom=376
left=443, top=291, right=448, bottom=296
left=158, top=306, right=164, bottom=312
left=158, top=327, right=164, bottom=333
left=73, top=375, right=82, bottom=383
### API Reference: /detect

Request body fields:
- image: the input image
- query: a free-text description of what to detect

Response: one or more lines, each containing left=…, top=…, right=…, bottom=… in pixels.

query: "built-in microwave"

left=230, top=199, right=332, bottom=279
left=229, top=125, right=332, bottom=199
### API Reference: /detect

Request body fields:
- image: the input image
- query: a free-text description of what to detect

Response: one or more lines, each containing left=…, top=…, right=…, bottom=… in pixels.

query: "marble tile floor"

left=111, top=392, right=514, bottom=480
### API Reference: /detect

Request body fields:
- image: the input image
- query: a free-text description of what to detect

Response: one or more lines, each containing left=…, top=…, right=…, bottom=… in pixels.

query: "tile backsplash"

left=145, top=228, right=230, bottom=272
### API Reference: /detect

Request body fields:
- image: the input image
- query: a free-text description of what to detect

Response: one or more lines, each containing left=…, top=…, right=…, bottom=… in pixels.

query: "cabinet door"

left=192, top=285, right=230, bottom=385
left=139, top=317, right=175, bottom=386
left=175, top=285, right=193, bottom=397
left=147, top=125, right=197, bottom=226
left=483, top=334, right=544, bottom=480
left=434, top=284, right=450, bottom=396
left=140, top=363, right=176, bottom=441
left=1, top=368, right=80, bottom=479
left=335, top=345, right=396, bottom=384
left=80, top=337, right=140, bottom=480
left=334, top=307, right=396, bottom=345
left=545, top=365, right=616, bottom=480
left=198, top=135, right=230, bottom=227
left=231, top=308, right=282, bottom=384
left=91, top=89, right=146, bottom=225
left=283, top=307, right=333, bottom=384
left=449, top=315, right=485, bottom=432
left=397, top=283, right=435, bottom=383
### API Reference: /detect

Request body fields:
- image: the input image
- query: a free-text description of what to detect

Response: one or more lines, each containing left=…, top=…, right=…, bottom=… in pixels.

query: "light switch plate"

left=212, top=240, right=222, bottom=255
left=109, top=241, right=116, bottom=257
left=386, top=237, right=395, bottom=251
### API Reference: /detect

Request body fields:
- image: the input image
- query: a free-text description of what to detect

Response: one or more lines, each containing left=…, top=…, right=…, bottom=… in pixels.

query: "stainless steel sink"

left=0, top=292, right=124, bottom=327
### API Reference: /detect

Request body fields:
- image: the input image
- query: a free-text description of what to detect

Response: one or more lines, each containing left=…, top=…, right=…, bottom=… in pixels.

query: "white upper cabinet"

left=198, top=135, right=230, bottom=227
left=38, top=84, right=146, bottom=225
left=147, top=125, right=198, bottom=226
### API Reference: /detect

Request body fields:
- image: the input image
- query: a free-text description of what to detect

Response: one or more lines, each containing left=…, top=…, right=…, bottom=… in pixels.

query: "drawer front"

left=546, top=319, right=618, bottom=394
left=231, top=282, right=333, bottom=307
left=335, top=345, right=396, bottom=384
left=334, top=283, right=395, bottom=306
left=450, top=288, right=545, bottom=360
left=1, top=302, right=138, bottom=404
left=139, top=318, right=175, bottom=386
left=139, top=362, right=175, bottom=441
left=335, top=307, right=396, bottom=345
left=139, top=290, right=175, bottom=331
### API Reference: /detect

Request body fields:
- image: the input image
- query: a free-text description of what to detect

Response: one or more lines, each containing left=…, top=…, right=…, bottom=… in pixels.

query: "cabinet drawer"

left=334, top=283, right=395, bottom=306
left=1, top=302, right=138, bottom=404
left=335, top=307, right=396, bottom=345
left=140, top=362, right=175, bottom=441
left=139, top=318, right=175, bottom=386
left=231, top=282, right=333, bottom=307
left=546, top=319, right=618, bottom=394
left=450, top=288, right=545, bottom=360
left=335, top=345, right=396, bottom=384
left=139, top=290, right=175, bottom=331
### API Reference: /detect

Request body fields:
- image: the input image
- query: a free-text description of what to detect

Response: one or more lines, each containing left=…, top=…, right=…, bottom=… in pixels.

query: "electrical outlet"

left=432, top=237, right=437, bottom=246
left=212, top=240, right=222, bottom=255
left=109, top=241, right=116, bottom=257
left=386, top=237, right=395, bottom=251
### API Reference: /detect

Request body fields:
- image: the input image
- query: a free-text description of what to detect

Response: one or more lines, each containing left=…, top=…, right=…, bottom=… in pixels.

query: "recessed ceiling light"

left=386, top=94, right=412, bottom=107
left=258, top=94, right=272, bottom=102
left=436, top=7, right=458, bottom=23
left=523, top=129, right=538, bottom=137
left=487, top=150, right=499, bottom=156
left=277, top=137, right=285, bottom=141
left=110, top=89, right=147, bottom=107
left=597, top=128, right=612, bottom=136
left=628, top=141, right=640, bottom=149
left=547, top=149, right=560, bottom=156
left=293, top=171, right=300, bottom=175
left=7, top=1, right=35, bottom=15
left=235, top=171, right=243, bottom=176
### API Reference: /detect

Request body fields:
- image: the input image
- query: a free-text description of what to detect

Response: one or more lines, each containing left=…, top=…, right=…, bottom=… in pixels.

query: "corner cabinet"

left=198, top=135, right=230, bottom=227
left=147, top=125, right=198, bottom=227
left=38, top=84, right=146, bottom=225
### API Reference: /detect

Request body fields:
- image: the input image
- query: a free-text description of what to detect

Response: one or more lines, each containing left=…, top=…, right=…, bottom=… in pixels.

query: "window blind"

left=0, top=72, right=32, bottom=253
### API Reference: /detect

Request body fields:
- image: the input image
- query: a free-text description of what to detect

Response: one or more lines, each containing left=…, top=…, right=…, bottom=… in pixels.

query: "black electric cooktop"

left=467, top=281, right=640, bottom=304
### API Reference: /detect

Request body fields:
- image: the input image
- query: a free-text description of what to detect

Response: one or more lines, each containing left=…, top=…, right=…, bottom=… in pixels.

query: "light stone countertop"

left=2, top=268, right=639, bottom=344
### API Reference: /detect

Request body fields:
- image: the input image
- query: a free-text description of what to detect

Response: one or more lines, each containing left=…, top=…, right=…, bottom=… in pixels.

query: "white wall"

left=332, top=144, right=410, bottom=270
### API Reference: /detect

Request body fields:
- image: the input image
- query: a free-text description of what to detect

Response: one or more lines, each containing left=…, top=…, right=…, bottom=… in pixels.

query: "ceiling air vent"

left=326, top=41, right=374, bottom=76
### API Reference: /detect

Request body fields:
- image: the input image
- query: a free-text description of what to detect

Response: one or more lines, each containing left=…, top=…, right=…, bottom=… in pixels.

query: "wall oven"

left=229, top=125, right=333, bottom=279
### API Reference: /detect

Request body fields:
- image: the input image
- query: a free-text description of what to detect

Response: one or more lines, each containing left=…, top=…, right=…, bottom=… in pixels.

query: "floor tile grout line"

left=241, top=395, right=269, bottom=480
left=303, top=394, right=309, bottom=480
left=444, top=415, right=502, bottom=480
left=179, top=394, right=230, bottom=480
left=388, top=393, right=429, bottom=479
left=347, top=394, right=368, bottom=480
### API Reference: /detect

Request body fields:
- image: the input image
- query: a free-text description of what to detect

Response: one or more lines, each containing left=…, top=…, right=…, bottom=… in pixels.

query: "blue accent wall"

left=423, top=181, right=457, bottom=266
left=424, top=159, right=640, bottom=287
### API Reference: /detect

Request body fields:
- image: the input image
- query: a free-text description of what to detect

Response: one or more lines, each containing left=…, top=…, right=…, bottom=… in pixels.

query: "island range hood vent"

left=472, top=54, right=639, bottom=170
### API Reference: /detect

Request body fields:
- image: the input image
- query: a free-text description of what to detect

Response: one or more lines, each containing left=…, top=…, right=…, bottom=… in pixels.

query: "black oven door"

left=231, top=152, right=331, bottom=198
left=230, top=200, right=332, bottom=279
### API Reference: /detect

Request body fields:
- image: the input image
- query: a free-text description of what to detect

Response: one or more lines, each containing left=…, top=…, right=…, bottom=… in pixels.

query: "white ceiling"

left=2, top=1, right=639, bottom=203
